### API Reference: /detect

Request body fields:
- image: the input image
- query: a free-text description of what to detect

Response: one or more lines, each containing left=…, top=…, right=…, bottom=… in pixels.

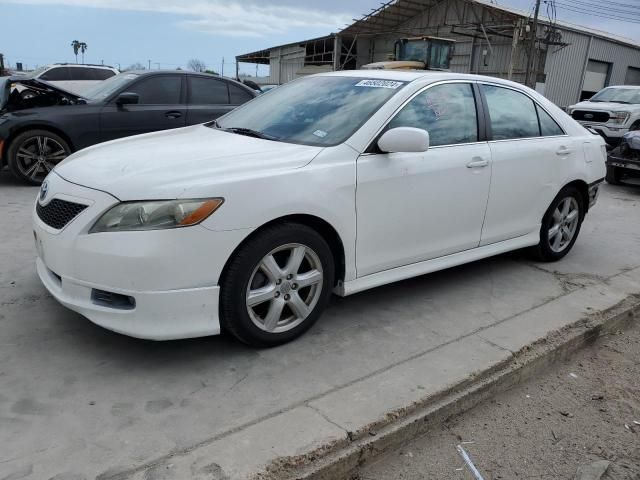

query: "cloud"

left=1, top=0, right=353, bottom=37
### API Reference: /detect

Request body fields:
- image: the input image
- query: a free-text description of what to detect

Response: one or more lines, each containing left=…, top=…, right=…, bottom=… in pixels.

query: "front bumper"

left=36, top=257, right=221, bottom=340
left=607, top=154, right=640, bottom=175
left=33, top=172, right=251, bottom=340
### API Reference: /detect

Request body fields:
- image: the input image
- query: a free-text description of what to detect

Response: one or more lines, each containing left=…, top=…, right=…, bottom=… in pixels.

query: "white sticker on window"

left=313, top=130, right=328, bottom=138
left=355, top=80, right=404, bottom=89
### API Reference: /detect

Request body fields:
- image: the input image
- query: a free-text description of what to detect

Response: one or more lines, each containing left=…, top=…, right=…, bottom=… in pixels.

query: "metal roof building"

left=236, top=0, right=640, bottom=107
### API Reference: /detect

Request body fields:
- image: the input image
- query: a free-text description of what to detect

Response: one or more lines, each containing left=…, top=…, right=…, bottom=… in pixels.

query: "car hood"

left=570, top=100, right=640, bottom=112
left=54, top=125, right=324, bottom=200
left=1, top=76, right=84, bottom=112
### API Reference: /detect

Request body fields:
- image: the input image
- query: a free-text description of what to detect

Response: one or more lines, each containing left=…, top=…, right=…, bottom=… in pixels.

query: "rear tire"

left=220, top=222, right=335, bottom=347
left=7, top=129, right=71, bottom=185
left=531, top=186, right=585, bottom=262
left=605, top=164, right=623, bottom=185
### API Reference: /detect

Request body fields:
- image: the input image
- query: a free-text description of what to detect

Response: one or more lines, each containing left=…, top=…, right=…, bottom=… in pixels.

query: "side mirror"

left=115, top=92, right=139, bottom=106
left=378, top=127, right=430, bottom=153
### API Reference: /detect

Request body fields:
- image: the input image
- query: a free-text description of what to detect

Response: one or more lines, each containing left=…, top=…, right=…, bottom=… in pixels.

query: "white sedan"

left=33, top=71, right=606, bottom=346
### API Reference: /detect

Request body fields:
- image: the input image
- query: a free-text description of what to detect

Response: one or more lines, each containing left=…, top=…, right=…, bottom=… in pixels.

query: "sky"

left=1, top=0, right=639, bottom=77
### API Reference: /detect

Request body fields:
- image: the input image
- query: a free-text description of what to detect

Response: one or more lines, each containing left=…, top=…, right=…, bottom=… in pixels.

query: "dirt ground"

left=359, top=322, right=640, bottom=480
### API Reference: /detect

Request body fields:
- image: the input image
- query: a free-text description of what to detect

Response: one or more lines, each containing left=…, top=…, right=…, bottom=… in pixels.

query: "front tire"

left=7, top=129, right=71, bottom=185
left=532, top=186, right=585, bottom=262
left=220, top=223, right=335, bottom=347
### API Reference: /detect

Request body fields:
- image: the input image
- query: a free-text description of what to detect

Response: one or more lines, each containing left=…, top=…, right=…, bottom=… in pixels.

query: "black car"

left=606, top=131, right=640, bottom=185
left=0, top=70, right=257, bottom=184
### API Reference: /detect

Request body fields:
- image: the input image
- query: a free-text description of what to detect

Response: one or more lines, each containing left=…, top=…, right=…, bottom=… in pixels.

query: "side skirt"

left=336, top=231, right=540, bottom=297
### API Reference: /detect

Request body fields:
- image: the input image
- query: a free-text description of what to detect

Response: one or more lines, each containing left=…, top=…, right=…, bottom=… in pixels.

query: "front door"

left=99, top=74, right=187, bottom=142
left=356, top=82, right=492, bottom=277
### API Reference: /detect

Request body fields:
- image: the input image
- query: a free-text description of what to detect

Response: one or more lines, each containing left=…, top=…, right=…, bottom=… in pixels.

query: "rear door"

left=479, top=83, right=575, bottom=245
left=99, top=73, right=187, bottom=141
left=186, top=76, right=234, bottom=124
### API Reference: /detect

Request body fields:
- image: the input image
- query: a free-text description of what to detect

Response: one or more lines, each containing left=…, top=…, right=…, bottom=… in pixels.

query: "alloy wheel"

left=246, top=243, right=324, bottom=333
left=548, top=197, right=580, bottom=253
left=15, top=136, right=68, bottom=183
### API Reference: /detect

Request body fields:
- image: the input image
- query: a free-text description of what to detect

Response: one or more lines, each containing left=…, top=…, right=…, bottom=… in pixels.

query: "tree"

left=79, top=42, right=88, bottom=64
left=71, top=40, right=88, bottom=64
left=187, top=58, right=207, bottom=72
left=71, top=40, right=80, bottom=63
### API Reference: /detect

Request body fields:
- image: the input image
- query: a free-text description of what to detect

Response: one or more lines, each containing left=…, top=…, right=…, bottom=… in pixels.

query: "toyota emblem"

left=584, top=113, right=594, bottom=119
left=40, top=181, right=49, bottom=202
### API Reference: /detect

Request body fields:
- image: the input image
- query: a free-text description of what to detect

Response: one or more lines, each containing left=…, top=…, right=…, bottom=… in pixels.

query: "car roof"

left=600, top=85, right=640, bottom=90
left=47, top=63, right=117, bottom=69
left=318, top=70, right=529, bottom=90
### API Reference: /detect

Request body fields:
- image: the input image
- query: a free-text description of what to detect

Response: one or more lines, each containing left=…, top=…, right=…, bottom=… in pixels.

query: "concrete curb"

left=266, top=294, right=640, bottom=480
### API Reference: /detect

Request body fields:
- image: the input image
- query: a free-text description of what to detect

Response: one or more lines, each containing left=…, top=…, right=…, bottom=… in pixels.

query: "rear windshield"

left=215, top=76, right=407, bottom=147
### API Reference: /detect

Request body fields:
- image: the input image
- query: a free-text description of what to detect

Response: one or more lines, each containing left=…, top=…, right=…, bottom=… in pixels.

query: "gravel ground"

left=360, top=322, right=640, bottom=480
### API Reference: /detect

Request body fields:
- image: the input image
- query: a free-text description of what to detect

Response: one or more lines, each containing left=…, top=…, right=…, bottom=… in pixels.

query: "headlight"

left=89, top=198, right=224, bottom=233
left=609, top=111, right=630, bottom=125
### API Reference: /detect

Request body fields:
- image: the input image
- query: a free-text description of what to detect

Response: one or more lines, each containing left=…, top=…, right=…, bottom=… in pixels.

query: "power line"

left=554, top=4, right=640, bottom=23
left=558, top=0, right=640, bottom=17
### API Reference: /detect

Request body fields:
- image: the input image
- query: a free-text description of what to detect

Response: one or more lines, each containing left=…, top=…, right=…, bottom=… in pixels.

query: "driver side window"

left=387, top=83, right=478, bottom=147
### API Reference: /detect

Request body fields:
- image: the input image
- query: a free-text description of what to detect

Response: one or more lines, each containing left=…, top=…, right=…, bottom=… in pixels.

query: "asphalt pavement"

left=1, top=172, right=639, bottom=480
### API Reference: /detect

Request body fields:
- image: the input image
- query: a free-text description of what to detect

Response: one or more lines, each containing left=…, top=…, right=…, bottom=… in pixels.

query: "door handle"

left=466, top=158, right=489, bottom=168
left=165, top=111, right=182, bottom=119
left=556, top=147, right=572, bottom=156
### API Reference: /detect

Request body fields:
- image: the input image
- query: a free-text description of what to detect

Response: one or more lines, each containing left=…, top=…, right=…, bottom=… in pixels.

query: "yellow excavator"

left=361, top=36, right=455, bottom=71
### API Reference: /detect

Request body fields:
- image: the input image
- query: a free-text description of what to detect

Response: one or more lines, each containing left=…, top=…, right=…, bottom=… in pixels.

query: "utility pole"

left=221, top=57, right=225, bottom=77
left=148, top=59, right=151, bottom=70
left=525, top=0, right=541, bottom=88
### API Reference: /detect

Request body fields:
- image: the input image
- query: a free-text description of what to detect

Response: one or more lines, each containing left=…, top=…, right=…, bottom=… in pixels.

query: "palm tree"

left=71, top=40, right=80, bottom=63
left=79, top=42, right=88, bottom=64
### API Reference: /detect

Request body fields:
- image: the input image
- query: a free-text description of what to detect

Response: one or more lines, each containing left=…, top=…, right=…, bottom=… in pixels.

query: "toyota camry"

left=33, top=71, right=606, bottom=346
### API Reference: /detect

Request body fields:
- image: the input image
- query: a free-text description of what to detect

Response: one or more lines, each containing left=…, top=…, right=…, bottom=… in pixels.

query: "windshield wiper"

left=224, top=127, right=280, bottom=141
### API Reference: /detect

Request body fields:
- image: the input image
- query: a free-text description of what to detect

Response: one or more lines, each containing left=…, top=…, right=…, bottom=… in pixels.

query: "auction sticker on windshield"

left=355, top=80, right=405, bottom=89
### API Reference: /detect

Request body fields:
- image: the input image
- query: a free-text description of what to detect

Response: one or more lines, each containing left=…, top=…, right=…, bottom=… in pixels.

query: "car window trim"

left=106, top=73, right=186, bottom=106
left=478, top=81, right=568, bottom=141
left=187, top=75, right=230, bottom=105
left=363, top=80, right=486, bottom=154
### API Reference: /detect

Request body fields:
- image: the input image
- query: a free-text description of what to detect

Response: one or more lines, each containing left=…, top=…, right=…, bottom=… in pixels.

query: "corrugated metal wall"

left=259, top=0, right=640, bottom=105
left=268, top=45, right=305, bottom=84
left=354, top=0, right=529, bottom=83
left=544, top=31, right=640, bottom=107
left=349, top=0, right=640, bottom=106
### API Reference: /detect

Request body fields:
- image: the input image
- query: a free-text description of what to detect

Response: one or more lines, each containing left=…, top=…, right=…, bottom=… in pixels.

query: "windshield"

left=591, top=87, right=640, bottom=104
left=82, top=72, right=139, bottom=101
left=215, top=76, right=406, bottom=147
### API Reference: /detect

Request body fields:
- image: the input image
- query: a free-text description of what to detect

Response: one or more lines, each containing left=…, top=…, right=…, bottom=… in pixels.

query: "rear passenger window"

left=189, top=77, right=229, bottom=104
left=229, top=83, right=253, bottom=104
left=39, top=67, right=70, bottom=81
left=537, top=105, right=564, bottom=136
left=387, top=83, right=478, bottom=146
left=482, top=85, right=539, bottom=140
left=68, top=68, right=94, bottom=81
left=128, top=75, right=182, bottom=104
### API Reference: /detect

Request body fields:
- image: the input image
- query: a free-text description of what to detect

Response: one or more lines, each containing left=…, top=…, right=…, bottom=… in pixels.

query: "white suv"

left=26, top=64, right=119, bottom=95
left=568, top=86, right=640, bottom=145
